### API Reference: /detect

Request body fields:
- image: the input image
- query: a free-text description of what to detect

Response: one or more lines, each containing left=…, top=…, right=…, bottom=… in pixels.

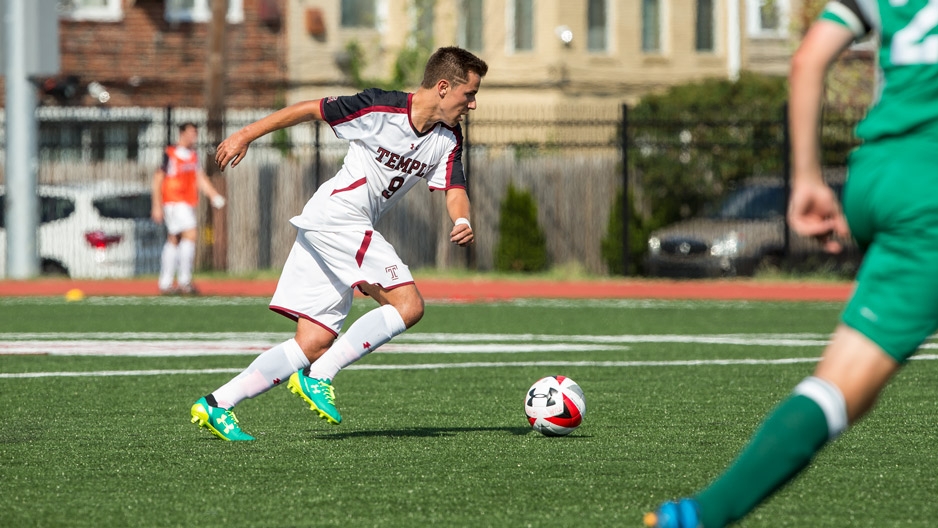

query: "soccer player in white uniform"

left=190, top=47, right=488, bottom=441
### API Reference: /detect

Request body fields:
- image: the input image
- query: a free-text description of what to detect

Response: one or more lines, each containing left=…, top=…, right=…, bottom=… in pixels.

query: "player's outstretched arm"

left=151, top=168, right=165, bottom=224
left=788, top=180, right=849, bottom=253
left=788, top=20, right=854, bottom=253
left=196, top=170, right=226, bottom=209
left=445, top=188, right=473, bottom=246
left=215, top=100, right=324, bottom=171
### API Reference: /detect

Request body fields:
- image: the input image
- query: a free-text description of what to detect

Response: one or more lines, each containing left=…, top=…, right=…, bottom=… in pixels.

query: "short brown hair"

left=420, top=46, right=488, bottom=89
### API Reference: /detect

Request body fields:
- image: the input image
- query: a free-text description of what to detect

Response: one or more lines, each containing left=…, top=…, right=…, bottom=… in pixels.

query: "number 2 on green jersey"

left=892, top=0, right=938, bottom=64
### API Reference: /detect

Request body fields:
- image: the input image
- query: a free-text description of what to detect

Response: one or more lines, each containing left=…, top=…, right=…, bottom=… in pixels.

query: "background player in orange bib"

left=150, top=122, right=226, bottom=295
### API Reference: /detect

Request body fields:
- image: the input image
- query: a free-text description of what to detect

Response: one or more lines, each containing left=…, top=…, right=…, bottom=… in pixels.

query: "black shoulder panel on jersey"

left=836, top=0, right=873, bottom=33
left=445, top=124, right=467, bottom=188
left=321, top=88, right=408, bottom=125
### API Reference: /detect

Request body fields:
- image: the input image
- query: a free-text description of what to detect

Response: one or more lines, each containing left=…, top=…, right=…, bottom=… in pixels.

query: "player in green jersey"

left=645, top=0, right=938, bottom=526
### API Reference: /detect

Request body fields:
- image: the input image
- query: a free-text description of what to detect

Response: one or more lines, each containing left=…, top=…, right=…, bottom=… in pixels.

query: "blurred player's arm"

left=787, top=19, right=855, bottom=252
left=151, top=156, right=167, bottom=224
left=445, top=187, right=473, bottom=246
left=196, top=169, right=226, bottom=209
left=215, top=100, right=324, bottom=171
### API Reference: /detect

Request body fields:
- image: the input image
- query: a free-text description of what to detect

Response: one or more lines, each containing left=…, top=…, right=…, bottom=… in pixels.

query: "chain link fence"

left=0, top=103, right=864, bottom=279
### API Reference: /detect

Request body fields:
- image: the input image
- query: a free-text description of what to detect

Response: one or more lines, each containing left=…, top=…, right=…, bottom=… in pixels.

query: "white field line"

left=2, top=332, right=938, bottom=379
left=6, top=355, right=938, bottom=379
left=0, top=331, right=839, bottom=357
left=0, top=341, right=626, bottom=356
left=3, top=332, right=938, bottom=357
left=0, top=331, right=833, bottom=342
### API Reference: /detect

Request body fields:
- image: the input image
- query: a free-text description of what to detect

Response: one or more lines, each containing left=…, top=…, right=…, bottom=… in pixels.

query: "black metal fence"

left=0, top=103, right=865, bottom=279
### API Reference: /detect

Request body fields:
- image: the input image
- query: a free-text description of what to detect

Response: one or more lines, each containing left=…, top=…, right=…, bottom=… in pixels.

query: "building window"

left=587, top=0, right=607, bottom=52
left=165, top=0, right=244, bottom=24
left=58, top=0, right=123, bottom=22
left=342, top=0, right=377, bottom=28
left=642, top=0, right=662, bottom=53
left=746, top=0, right=789, bottom=37
left=510, top=0, right=534, bottom=52
left=460, top=0, right=484, bottom=51
left=696, top=0, right=714, bottom=51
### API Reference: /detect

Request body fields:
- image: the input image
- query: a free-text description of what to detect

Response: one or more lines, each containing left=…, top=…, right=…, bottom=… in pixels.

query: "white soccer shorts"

left=162, top=202, right=198, bottom=235
left=269, top=228, right=414, bottom=335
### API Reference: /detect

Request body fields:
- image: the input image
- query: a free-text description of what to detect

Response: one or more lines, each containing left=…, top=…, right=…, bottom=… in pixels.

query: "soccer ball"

left=524, top=375, right=586, bottom=436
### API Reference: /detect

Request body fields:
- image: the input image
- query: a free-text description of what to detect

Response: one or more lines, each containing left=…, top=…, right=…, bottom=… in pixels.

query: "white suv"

left=0, top=182, right=163, bottom=278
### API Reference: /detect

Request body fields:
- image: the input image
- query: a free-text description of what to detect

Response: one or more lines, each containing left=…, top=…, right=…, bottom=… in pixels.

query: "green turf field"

left=1, top=296, right=937, bottom=527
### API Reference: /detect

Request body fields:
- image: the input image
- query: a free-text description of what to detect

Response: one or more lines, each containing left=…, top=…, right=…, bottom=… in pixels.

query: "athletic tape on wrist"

left=455, top=217, right=471, bottom=228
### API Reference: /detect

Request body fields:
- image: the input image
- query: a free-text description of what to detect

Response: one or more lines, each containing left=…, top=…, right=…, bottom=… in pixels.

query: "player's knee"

left=294, top=324, right=336, bottom=362
left=399, top=298, right=424, bottom=328
left=390, top=295, right=423, bottom=328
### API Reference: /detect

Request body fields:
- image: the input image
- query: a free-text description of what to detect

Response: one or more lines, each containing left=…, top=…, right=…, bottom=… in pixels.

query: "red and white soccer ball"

left=524, top=375, right=586, bottom=436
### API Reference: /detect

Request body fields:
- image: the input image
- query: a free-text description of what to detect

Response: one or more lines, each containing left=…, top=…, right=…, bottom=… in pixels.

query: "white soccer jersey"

left=290, top=88, right=467, bottom=231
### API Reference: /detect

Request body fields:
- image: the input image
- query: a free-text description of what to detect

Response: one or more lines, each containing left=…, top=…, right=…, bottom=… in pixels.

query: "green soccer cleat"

left=288, top=371, right=342, bottom=425
left=190, top=397, right=255, bottom=441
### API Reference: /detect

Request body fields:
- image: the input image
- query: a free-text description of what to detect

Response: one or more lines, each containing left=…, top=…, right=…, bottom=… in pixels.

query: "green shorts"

left=841, top=138, right=938, bottom=362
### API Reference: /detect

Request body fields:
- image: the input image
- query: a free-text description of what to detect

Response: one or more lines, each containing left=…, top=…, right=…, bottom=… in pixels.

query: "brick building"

left=13, top=0, right=286, bottom=109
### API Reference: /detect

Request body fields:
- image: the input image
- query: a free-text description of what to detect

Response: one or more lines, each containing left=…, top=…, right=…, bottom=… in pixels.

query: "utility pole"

left=205, top=0, right=228, bottom=271
left=3, top=0, right=59, bottom=279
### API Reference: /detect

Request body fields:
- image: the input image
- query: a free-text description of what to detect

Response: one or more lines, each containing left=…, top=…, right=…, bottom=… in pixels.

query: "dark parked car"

left=645, top=179, right=861, bottom=278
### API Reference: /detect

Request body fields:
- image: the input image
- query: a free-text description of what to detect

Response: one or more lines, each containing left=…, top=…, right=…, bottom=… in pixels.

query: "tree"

left=495, top=184, right=549, bottom=273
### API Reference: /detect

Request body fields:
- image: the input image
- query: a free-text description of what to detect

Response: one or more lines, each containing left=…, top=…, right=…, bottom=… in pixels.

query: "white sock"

left=307, top=304, right=407, bottom=381
left=794, top=376, right=848, bottom=439
left=158, top=241, right=178, bottom=290
left=212, top=339, right=310, bottom=409
left=177, top=239, right=196, bottom=287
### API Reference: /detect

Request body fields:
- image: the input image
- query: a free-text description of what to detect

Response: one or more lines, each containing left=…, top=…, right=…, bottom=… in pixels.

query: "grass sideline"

left=2, top=297, right=936, bottom=527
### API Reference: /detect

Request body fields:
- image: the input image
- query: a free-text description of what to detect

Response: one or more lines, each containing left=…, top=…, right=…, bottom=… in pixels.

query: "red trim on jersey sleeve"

left=330, top=105, right=408, bottom=127
left=355, top=230, right=374, bottom=267
left=429, top=125, right=466, bottom=191
left=320, top=98, right=333, bottom=136
left=444, top=144, right=460, bottom=187
left=331, top=177, right=367, bottom=196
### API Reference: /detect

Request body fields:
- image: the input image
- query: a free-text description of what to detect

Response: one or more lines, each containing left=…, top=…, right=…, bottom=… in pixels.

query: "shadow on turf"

left=310, top=426, right=591, bottom=440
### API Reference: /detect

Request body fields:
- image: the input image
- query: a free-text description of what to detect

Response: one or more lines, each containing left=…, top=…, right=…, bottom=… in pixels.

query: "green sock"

left=695, top=394, right=830, bottom=527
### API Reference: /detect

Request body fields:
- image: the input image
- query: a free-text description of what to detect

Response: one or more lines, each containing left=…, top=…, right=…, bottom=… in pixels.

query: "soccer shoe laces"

left=316, top=380, right=337, bottom=405
left=224, top=409, right=242, bottom=424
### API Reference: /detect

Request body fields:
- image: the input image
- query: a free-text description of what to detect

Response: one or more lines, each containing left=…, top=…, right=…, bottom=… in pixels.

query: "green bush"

left=495, top=184, right=549, bottom=273
left=618, top=72, right=862, bottom=277
left=617, top=72, right=791, bottom=275
left=631, top=72, right=790, bottom=221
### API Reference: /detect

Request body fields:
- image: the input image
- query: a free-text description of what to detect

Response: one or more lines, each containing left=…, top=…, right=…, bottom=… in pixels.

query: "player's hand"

left=215, top=131, right=251, bottom=171
left=151, top=207, right=163, bottom=224
left=788, top=177, right=850, bottom=253
left=450, top=222, right=474, bottom=247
